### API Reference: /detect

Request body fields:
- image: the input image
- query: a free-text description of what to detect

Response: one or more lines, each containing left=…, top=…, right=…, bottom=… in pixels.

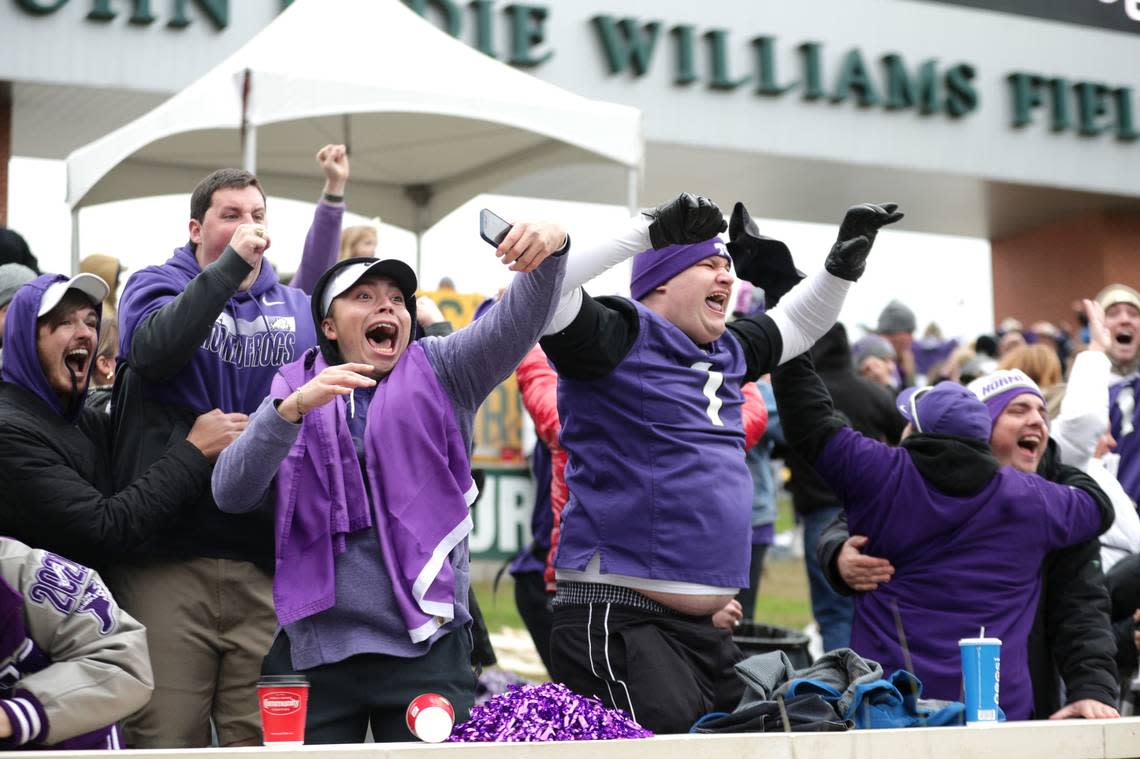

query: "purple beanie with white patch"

left=966, top=369, right=1046, bottom=423
left=629, top=238, right=730, bottom=301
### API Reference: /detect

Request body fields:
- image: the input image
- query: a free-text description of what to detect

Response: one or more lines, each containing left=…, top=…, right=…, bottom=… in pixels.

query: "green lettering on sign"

left=672, top=25, right=697, bottom=86
left=1075, top=81, right=1112, bottom=136
left=592, top=15, right=661, bottom=77
left=944, top=63, right=977, bottom=118
left=798, top=42, right=825, bottom=101
left=470, top=0, right=496, bottom=57
left=881, top=54, right=938, bottom=114
left=506, top=4, right=552, bottom=67
left=832, top=49, right=880, bottom=107
left=1008, top=72, right=1044, bottom=128
left=15, top=0, right=68, bottom=13
left=167, top=0, right=228, bottom=30
left=1047, top=78, right=1071, bottom=132
left=752, top=37, right=796, bottom=96
left=705, top=30, right=750, bottom=91
left=404, top=0, right=462, bottom=37
left=1114, top=88, right=1140, bottom=141
left=88, top=0, right=156, bottom=24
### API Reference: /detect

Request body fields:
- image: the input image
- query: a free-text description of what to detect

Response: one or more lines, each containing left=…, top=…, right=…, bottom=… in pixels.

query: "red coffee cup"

left=257, top=675, right=310, bottom=745
left=406, top=693, right=454, bottom=743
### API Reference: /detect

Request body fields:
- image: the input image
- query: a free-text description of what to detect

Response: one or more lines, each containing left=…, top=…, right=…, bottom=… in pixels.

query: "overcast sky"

left=9, top=156, right=994, bottom=341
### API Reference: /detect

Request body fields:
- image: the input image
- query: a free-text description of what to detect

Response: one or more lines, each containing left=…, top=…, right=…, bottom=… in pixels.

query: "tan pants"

left=106, top=558, right=276, bottom=748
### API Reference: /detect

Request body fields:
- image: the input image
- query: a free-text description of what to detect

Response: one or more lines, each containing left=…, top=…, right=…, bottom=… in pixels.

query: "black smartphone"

left=480, top=208, right=512, bottom=247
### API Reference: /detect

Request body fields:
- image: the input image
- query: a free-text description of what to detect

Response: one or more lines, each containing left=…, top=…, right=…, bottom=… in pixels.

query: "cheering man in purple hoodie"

left=771, top=358, right=1113, bottom=720
left=109, top=146, right=348, bottom=748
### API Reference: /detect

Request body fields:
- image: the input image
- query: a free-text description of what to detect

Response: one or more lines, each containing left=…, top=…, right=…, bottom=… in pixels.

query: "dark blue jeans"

left=802, top=506, right=852, bottom=652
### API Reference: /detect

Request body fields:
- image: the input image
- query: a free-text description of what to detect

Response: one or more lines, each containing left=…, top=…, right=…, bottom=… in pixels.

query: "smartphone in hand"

left=480, top=209, right=512, bottom=247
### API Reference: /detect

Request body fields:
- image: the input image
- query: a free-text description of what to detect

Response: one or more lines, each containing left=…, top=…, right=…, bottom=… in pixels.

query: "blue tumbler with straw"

left=959, top=627, right=1001, bottom=723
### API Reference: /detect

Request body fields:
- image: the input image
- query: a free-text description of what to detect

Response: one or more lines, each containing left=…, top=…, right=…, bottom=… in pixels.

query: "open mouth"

left=64, top=347, right=90, bottom=375
left=365, top=323, right=398, bottom=355
left=705, top=292, right=729, bottom=315
left=1115, top=330, right=1133, bottom=346
left=1016, top=434, right=1041, bottom=455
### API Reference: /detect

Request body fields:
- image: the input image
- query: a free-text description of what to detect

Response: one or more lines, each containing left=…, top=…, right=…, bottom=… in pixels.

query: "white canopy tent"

left=64, top=0, right=643, bottom=274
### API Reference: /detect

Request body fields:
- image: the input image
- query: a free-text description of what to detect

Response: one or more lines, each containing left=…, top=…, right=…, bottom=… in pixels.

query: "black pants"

left=262, top=629, right=476, bottom=744
left=735, top=543, right=770, bottom=621
left=550, top=602, right=743, bottom=734
left=513, top=571, right=554, bottom=673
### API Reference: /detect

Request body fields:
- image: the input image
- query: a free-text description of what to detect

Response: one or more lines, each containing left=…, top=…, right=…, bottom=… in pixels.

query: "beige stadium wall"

left=19, top=717, right=1140, bottom=759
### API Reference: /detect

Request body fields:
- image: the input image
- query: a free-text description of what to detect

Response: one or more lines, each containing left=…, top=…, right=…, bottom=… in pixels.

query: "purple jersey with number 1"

left=554, top=299, right=753, bottom=588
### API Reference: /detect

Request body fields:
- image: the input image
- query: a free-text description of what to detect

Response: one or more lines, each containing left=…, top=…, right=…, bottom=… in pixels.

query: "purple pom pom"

left=448, top=682, right=653, bottom=742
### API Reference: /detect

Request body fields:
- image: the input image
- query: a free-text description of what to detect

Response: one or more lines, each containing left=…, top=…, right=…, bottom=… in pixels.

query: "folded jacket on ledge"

left=693, top=648, right=992, bottom=732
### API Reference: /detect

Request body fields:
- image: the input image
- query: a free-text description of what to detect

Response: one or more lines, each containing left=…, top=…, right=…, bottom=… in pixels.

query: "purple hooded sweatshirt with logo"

left=117, top=244, right=317, bottom=415
left=816, top=427, right=1103, bottom=720
left=555, top=299, right=753, bottom=588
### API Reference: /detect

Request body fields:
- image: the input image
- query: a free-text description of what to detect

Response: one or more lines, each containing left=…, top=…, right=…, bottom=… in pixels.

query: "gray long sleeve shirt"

left=212, top=252, right=566, bottom=668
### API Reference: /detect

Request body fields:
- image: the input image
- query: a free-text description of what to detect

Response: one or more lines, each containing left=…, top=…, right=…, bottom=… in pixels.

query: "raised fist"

left=643, top=193, right=726, bottom=250
left=824, top=202, right=904, bottom=282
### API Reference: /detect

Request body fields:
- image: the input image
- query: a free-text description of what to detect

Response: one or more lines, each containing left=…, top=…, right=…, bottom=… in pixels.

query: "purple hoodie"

left=1, top=274, right=100, bottom=423
left=117, top=244, right=317, bottom=415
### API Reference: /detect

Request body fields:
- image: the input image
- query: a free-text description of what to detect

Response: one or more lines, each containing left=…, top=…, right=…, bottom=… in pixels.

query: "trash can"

left=733, top=623, right=813, bottom=670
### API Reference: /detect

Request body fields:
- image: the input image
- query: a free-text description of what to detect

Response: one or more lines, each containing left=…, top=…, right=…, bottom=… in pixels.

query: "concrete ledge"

left=16, top=718, right=1140, bottom=758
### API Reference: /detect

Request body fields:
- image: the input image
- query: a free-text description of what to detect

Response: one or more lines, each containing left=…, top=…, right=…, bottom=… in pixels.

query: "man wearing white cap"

left=0, top=273, right=235, bottom=569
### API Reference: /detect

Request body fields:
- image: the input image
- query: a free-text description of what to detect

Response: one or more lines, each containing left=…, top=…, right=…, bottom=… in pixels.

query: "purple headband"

left=630, top=238, right=730, bottom=301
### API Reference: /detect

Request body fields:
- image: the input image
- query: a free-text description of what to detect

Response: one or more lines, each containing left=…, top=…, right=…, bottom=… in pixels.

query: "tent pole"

left=242, top=124, right=258, bottom=174
left=405, top=184, right=433, bottom=282
left=70, top=208, right=80, bottom=275
left=626, top=166, right=639, bottom=216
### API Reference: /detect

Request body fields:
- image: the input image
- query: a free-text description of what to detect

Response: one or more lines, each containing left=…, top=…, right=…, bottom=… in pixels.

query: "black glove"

left=726, top=202, right=805, bottom=309
left=643, top=192, right=726, bottom=250
left=824, top=202, right=904, bottom=282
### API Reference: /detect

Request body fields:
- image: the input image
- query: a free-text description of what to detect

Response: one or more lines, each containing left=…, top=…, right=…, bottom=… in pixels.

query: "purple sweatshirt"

left=116, top=201, right=341, bottom=415
left=212, top=253, right=566, bottom=668
left=816, top=427, right=1103, bottom=720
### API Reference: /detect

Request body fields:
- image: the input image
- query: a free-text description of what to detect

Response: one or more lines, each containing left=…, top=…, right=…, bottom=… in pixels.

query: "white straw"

left=980, top=626, right=985, bottom=638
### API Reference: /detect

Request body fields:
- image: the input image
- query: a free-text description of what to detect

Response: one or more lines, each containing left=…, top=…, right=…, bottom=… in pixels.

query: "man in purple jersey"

left=540, top=194, right=902, bottom=733
left=771, top=359, right=1113, bottom=721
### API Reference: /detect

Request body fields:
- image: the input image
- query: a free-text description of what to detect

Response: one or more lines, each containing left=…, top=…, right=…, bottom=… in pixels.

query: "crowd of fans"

left=0, top=147, right=1136, bottom=748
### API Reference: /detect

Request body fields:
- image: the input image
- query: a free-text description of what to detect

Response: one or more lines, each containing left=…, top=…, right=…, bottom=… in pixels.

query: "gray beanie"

left=876, top=299, right=916, bottom=334
left=0, top=263, right=37, bottom=309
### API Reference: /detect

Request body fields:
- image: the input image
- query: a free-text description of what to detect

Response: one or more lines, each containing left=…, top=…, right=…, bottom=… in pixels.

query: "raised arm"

left=1053, top=300, right=1113, bottom=466
left=426, top=224, right=568, bottom=412
left=0, top=425, right=212, bottom=568
left=119, top=248, right=251, bottom=381
left=292, top=144, right=348, bottom=294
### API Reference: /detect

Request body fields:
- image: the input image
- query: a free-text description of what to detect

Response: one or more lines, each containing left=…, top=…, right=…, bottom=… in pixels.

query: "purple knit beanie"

left=629, top=238, right=730, bottom=301
left=966, top=369, right=1046, bottom=423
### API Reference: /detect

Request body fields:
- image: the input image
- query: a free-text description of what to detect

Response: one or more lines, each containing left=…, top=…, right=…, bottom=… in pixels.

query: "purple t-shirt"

left=816, top=427, right=1102, bottom=720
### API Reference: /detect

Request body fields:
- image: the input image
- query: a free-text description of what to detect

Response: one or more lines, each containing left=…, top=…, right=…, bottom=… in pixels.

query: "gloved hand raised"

left=726, top=202, right=804, bottom=308
left=643, top=193, right=726, bottom=250
left=825, top=202, right=904, bottom=282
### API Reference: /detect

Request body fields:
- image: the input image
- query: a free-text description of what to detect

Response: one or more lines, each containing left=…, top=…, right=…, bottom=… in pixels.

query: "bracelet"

left=322, top=191, right=345, bottom=204
left=294, top=388, right=308, bottom=417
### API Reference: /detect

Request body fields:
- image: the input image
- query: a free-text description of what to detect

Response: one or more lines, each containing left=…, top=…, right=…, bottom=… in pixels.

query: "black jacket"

left=783, top=324, right=905, bottom=515
left=817, top=438, right=1120, bottom=716
left=0, top=382, right=210, bottom=570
